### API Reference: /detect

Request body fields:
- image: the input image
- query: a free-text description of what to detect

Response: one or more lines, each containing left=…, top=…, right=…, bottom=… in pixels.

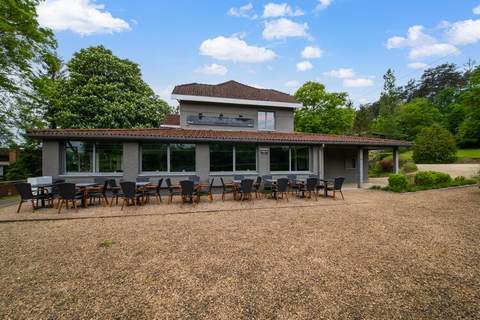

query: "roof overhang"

left=171, top=94, right=303, bottom=109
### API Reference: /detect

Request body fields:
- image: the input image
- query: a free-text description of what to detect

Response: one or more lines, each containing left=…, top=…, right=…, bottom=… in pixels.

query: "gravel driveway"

left=1, top=187, right=479, bottom=319
left=416, top=163, right=480, bottom=178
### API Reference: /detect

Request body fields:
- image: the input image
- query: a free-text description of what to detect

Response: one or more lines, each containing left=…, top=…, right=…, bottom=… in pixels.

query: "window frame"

left=257, top=111, right=276, bottom=131
left=140, top=143, right=196, bottom=174
left=63, top=141, right=123, bottom=174
left=209, top=144, right=257, bottom=173
left=270, top=146, right=311, bottom=173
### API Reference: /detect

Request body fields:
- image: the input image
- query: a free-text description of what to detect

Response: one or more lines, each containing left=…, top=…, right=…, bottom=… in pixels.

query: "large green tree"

left=396, top=98, right=442, bottom=140
left=294, top=82, right=355, bottom=134
left=51, top=46, right=171, bottom=128
left=455, top=67, right=480, bottom=147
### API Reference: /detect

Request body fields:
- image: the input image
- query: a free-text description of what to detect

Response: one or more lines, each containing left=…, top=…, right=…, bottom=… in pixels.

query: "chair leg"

left=121, top=198, right=126, bottom=211
left=340, top=190, right=344, bottom=200
left=333, top=191, right=336, bottom=200
left=16, top=201, right=23, bottom=213
left=58, top=200, right=64, bottom=214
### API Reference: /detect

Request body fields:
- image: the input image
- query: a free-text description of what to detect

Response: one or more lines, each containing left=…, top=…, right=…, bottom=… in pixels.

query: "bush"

left=401, top=161, right=417, bottom=173
left=433, top=172, right=452, bottom=184
left=414, top=171, right=452, bottom=186
left=413, top=124, right=457, bottom=164
left=388, top=173, right=409, bottom=192
left=378, top=159, right=393, bottom=172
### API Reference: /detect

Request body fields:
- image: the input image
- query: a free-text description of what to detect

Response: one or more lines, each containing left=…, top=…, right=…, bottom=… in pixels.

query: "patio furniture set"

left=13, top=175, right=345, bottom=213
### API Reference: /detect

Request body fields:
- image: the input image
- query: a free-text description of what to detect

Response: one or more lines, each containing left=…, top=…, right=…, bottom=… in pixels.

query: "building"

left=0, top=149, right=17, bottom=180
left=27, top=81, right=411, bottom=187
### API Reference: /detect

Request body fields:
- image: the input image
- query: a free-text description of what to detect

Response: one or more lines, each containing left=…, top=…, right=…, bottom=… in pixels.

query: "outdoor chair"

left=108, top=179, right=121, bottom=206
left=144, top=178, right=163, bottom=204
left=237, top=179, right=254, bottom=201
left=166, top=178, right=182, bottom=204
left=119, top=181, right=144, bottom=210
left=136, top=176, right=150, bottom=183
left=299, top=177, right=319, bottom=200
left=287, top=174, right=299, bottom=194
left=57, top=183, right=84, bottom=213
left=197, top=178, right=214, bottom=202
left=261, top=175, right=274, bottom=196
left=180, top=180, right=199, bottom=205
left=273, top=178, right=289, bottom=201
left=220, top=177, right=236, bottom=201
left=325, top=177, right=345, bottom=200
left=87, top=180, right=110, bottom=206
left=253, top=176, right=262, bottom=199
left=14, top=182, right=53, bottom=213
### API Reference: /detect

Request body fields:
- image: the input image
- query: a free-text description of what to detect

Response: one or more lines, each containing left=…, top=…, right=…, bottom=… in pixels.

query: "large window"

left=210, top=144, right=257, bottom=172
left=141, top=143, right=168, bottom=172
left=65, top=141, right=122, bottom=173
left=270, top=146, right=310, bottom=172
left=170, top=144, right=196, bottom=172
left=258, top=111, right=275, bottom=130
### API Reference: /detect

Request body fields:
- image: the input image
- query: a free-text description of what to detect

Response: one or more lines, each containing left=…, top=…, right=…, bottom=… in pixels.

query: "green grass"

left=384, top=149, right=480, bottom=162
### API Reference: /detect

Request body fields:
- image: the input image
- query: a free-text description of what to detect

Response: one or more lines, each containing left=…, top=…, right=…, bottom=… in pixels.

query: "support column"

left=195, top=144, right=210, bottom=182
left=319, top=144, right=325, bottom=179
left=42, top=140, right=61, bottom=177
left=357, top=147, right=364, bottom=188
left=123, top=142, right=139, bottom=181
left=393, top=147, right=399, bottom=174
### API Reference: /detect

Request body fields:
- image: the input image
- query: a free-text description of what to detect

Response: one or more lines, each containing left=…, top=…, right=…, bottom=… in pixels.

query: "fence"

left=0, top=180, right=23, bottom=197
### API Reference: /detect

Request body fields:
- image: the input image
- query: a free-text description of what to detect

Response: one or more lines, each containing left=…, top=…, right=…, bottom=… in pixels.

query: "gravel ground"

left=1, top=187, right=479, bottom=319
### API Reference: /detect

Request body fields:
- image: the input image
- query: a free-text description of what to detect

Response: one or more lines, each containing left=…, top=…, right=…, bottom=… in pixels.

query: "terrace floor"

left=0, top=186, right=479, bottom=319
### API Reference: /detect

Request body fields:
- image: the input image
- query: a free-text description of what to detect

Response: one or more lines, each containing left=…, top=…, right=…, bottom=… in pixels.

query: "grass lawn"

left=385, top=149, right=480, bottom=162
left=1, top=187, right=479, bottom=319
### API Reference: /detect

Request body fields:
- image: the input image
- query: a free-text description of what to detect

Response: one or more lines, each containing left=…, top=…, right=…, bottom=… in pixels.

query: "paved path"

left=417, top=164, right=480, bottom=178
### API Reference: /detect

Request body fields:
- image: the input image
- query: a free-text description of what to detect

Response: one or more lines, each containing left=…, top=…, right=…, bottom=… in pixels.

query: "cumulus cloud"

left=37, top=0, right=130, bottom=35
left=263, top=18, right=309, bottom=40
left=315, top=0, right=332, bottom=11
left=262, top=3, right=304, bottom=18
left=195, top=64, right=228, bottom=75
left=474, top=5, right=480, bottom=15
left=409, top=43, right=459, bottom=60
left=228, top=3, right=257, bottom=19
left=444, top=19, right=480, bottom=45
left=296, top=60, right=313, bottom=71
left=285, top=80, right=300, bottom=88
left=199, top=36, right=276, bottom=63
left=343, top=78, right=374, bottom=88
left=323, top=68, right=355, bottom=79
left=407, top=62, right=429, bottom=70
left=301, top=46, right=323, bottom=59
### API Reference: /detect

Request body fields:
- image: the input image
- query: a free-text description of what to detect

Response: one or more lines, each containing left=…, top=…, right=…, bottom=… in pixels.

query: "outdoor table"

left=320, top=179, right=332, bottom=197
left=76, top=183, right=98, bottom=207
left=31, top=183, right=54, bottom=208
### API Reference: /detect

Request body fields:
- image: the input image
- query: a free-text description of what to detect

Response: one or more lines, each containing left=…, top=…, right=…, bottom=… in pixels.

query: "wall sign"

left=187, top=115, right=254, bottom=127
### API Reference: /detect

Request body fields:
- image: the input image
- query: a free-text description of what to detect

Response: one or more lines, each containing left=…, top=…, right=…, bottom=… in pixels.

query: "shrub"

left=378, top=159, right=393, bottom=172
left=412, top=124, right=457, bottom=164
left=432, top=172, right=452, bottom=184
left=388, top=173, right=409, bottom=192
left=414, top=171, right=435, bottom=186
left=401, top=161, right=417, bottom=173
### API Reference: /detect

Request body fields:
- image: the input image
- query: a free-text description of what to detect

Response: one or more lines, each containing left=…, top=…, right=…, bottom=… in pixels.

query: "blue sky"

left=37, top=0, right=480, bottom=106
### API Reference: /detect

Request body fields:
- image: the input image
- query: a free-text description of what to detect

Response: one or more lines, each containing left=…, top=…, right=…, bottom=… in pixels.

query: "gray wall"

left=179, top=101, right=294, bottom=132
left=323, top=147, right=369, bottom=183
left=42, top=140, right=61, bottom=177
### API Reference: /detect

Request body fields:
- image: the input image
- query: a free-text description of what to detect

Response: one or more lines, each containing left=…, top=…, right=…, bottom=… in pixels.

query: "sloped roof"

left=27, top=128, right=412, bottom=147
left=172, top=80, right=299, bottom=104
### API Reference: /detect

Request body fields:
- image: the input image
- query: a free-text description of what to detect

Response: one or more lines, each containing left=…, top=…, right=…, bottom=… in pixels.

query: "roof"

left=161, top=114, right=180, bottom=126
left=27, top=128, right=412, bottom=147
left=172, top=80, right=302, bottom=108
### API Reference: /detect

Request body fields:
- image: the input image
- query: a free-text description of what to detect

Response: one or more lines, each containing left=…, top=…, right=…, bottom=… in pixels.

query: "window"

left=170, top=144, right=196, bottom=172
left=258, top=111, right=275, bottom=130
left=210, top=144, right=257, bottom=172
left=142, top=143, right=168, bottom=172
left=270, top=146, right=310, bottom=172
left=65, top=141, right=122, bottom=173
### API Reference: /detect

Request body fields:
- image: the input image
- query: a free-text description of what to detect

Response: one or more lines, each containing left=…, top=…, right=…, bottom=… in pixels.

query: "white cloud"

left=262, top=3, right=304, bottom=18
left=343, top=78, right=374, bottom=88
left=407, top=62, right=429, bottom=70
left=409, top=43, right=460, bottom=60
left=445, top=19, right=480, bottom=45
left=296, top=60, right=313, bottom=71
left=195, top=64, right=228, bottom=75
left=37, top=0, right=130, bottom=35
left=156, top=85, right=178, bottom=107
left=474, top=5, right=480, bottom=15
left=228, top=3, right=257, bottom=19
left=323, top=68, right=355, bottom=79
left=301, top=46, right=323, bottom=59
left=263, top=18, right=309, bottom=40
left=315, top=0, right=332, bottom=11
left=285, top=80, right=300, bottom=88
left=199, top=36, right=276, bottom=63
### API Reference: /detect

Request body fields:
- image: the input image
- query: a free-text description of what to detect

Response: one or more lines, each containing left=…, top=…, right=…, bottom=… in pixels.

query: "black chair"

left=88, top=180, right=110, bottom=206
left=253, top=176, right=262, bottom=199
left=14, top=182, right=52, bottom=213
left=119, top=181, right=144, bottom=210
left=107, top=179, right=122, bottom=206
left=237, top=179, right=254, bottom=201
left=143, top=178, right=163, bottom=204
left=220, top=177, right=236, bottom=201
left=262, top=175, right=274, bottom=195
left=166, top=178, right=181, bottom=204
left=326, top=177, right=345, bottom=200
left=136, top=176, right=150, bottom=183
left=180, top=180, right=198, bottom=205
left=197, top=178, right=214, bottom=202
left=299, top=177, right=319, bottom=200
left=287, top=174, right=300, bottom=194
left=57, top=183, right=84, bottom=213
left=273, top=178, right=289, bottom=201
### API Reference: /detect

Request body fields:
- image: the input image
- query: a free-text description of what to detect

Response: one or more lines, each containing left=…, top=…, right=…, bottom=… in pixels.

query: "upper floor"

left=169, top=81, right=302, bottom=133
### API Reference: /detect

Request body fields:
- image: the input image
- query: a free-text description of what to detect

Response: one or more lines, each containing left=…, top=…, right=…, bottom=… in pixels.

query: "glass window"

left=236, top=145, right=256, bottom=171
left=96, top=142, right=123, bottom=172
left=258, top=111, right=275, bottom=130
left=142, top=143, right=168, bottom=171
left=65, top=141, right=93, bottom=172
left=270, top=146, right=290, bottom=171
left=210, top=144, right=233, bottom=172
left=170, top=144, right=195, bottom=172
left=291, top=147, right=309, bottom=171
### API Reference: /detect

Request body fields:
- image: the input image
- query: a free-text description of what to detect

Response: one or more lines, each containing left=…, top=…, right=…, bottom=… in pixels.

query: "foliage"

left=396, top=98, right=442, bottom=140
left=401, top=161, right=417, bottom=173
left=98, top=240, right=116, bottom=248
left=412, top=64, right=466, bottom=100
left=388, top=173, right=409, bottom=192
left=455, top=67, right=480, bottom=147
left=294, top=82, right=355, bottom=134
left=378, top=159, right=393, bottom=172
left=412, top=124, right=457, bottom=164
left=5, top=141, right=42, bottom=180
left=51, top=46, right=172, bottom=129
left=378, top=69, right=401, bottom=117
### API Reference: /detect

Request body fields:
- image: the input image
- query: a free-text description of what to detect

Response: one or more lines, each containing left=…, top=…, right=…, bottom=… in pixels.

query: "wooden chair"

left=299, top=177, right=319, bottom=200
left=119, top=181, right=144, bottom=210
left=180, top=180, right=198, bottom=205
left=197, top=178, right=215, bottom=202
left=14, top=182, right=52, bottom=213
left=326, top=177, right=345, bottom=200
left=57, top=183, right=84, bottom=213
left=144, top=178, right=163, bottom=204
left=237, top=179, right=254, bottom=201
left=166, top=178, right=181, bottom=203
left=273, top=178, right=289, bottom=201
left=220, top=177, right=236, bottom=201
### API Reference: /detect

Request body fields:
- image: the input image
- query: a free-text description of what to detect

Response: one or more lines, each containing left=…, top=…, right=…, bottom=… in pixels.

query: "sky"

left=37, top=0, right=480, bottom=106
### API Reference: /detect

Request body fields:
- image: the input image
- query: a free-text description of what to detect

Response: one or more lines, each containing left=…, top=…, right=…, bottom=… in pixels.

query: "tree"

left=413, top=63, right=465, bottom=100
left=378, top=69, right=401, bottom=117
left=294, top=82, right=355, bottom=134
left=455, top=66, right=480, bottom=147
left=396, top=98, right=442, bottom=140
left=5, top=140, right=42, bottom=180
left=413, top=124, right=457, bottom=164
left=51, top=46, right=172, bottom=129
